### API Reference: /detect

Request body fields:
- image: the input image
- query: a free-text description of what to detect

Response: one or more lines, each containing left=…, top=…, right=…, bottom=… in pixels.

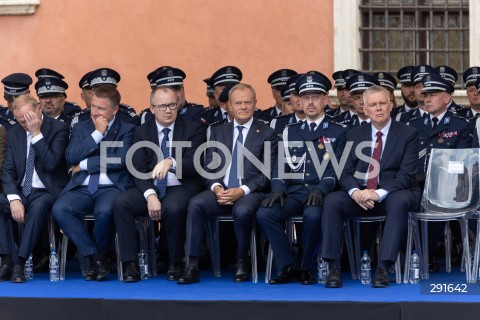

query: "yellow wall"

left=0, top=0, right=334, bottom=111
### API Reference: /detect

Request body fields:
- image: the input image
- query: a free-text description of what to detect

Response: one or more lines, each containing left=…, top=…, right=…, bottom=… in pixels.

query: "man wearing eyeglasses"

left=35, top=77, right=72, bottom=125
left=114, top=85, right=206, bottom=282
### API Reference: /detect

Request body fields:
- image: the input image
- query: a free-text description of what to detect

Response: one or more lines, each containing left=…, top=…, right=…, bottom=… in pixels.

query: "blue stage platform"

left=1, top=265, right=479, bottom=320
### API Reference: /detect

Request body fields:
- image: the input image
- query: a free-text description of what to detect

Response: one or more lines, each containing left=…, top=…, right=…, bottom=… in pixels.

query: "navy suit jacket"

left=205, top=118, right=278, bottom=193
left=340, top=120, right=420, bottom=194
left=131, top=117, right=206, bottom=195
left=62, top=117, right=135, bottom=194
left=2, top=116, right=70, bottom=197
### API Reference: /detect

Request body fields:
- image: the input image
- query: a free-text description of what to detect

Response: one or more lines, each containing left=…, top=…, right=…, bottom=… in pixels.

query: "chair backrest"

left=422, top=148, right=480, bottom=214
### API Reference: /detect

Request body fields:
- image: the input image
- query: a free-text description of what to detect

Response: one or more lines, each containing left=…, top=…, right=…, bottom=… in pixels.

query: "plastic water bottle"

left=24, top=254, right=33, bottom=280
left=49, top=249, right=60, bottom=282
left=409, top=250, right=420, bottom=284
left=138, top=250, right=148, bottom=280
left=360, top=251, right=371, bottom=284
left=317, top=257, right=329, bottom=284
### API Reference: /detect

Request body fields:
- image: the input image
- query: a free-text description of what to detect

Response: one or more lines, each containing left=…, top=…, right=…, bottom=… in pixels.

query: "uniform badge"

left=292, top=155, right=297, bottom=162
left=307, top=76, right=313, bottom=83
left=323, top=122, right=329, bottom=129
left=438, top=138, right=444, bottom=144
left=214, top=110, right=219, bottom=117
left=358, top=74, right=364, bottom=81
left=318, top=136, right=325, bottom=150
left=180, top=108, right=187, bottom=115
left=420, top=66, right=426, bottom=72
left=323, top=153, right=329, bottom=161
left=423, top=118, right=429, bottom=126
left=444, top=117, right=450, bottom=124
left=301, top=122, right=306, bottom=130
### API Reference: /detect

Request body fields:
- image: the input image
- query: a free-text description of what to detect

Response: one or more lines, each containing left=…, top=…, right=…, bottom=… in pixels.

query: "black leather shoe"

left=11, top=265, right=26, bottom=283
left=0, top=264, right=12, bottom=281
left=177, top=264, right=200, bottom=284
left=268, top=266, right=299, bottom=284
left=95, top=256, right=113, bottom=282
left=300, top=270, right=315, bottom=285
left=122, top=261, right=140, bottom=283
left=233, top=258, right=250, bottom=283
left=166, top=262, right=182, bottom=281
left=372, top=266, right=389, bottom=288
left=84, top=265, right=97, bottom=281
left=325, top=267, right=342, bottom=288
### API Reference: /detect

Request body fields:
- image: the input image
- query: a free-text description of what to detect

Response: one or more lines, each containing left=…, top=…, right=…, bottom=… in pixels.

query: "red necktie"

left=367, top=131, right=383, bottom=189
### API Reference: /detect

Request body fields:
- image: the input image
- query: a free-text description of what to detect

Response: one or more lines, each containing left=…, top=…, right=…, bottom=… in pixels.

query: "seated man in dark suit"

left=114, top=86, right=206, bottom=282
left=0, top=94, right=69, bottom=282
left=257, top=73, right=347, bottom=285
left=321, top=85, right=420, bottom=288
left=178, top=83, right=278, bottom=284
left=52, top=85, right=135, bottom=281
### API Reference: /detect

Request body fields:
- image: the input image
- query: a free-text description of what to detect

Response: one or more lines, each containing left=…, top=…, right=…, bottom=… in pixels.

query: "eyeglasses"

left=152, top=103, right=177, bottom=111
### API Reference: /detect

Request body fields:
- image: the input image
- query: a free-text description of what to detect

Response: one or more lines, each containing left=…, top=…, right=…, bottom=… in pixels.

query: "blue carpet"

left=1, top=265, right=479, bottom=302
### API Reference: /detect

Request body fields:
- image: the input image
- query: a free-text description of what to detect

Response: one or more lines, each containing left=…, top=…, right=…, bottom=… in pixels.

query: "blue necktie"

left=310, top=122, right=317, bottom=133
left=22, top=143, right=35, bottom=197
left=155, top=127, right=171, bottom=199
left=227, top=125, right=244, bottom=188
left=88, top=130, right=108, bottom=194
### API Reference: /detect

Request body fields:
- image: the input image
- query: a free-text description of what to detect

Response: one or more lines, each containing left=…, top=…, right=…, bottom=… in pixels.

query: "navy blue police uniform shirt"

left=408, top=111, right=472, bottom=174
left=271, top=118, right=347, bottom=195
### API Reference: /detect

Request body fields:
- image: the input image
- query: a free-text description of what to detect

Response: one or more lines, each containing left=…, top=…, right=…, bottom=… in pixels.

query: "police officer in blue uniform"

left=330, top=70, right=353, bottom=117
left=258, top=69, right=298, bottom=123
left=373, top=71, right=397, bottom=109
left=201, top=66, right=243, bottom=125
left=408, top=73, right=472, bottom=272
left=335, top=73, right=379, bottom=129
left=35, top=68, right=82, bottom=117
left=457, top=67, right=480, bottom=120
left=35, top=77, right=72, bottom=125
left=204, top=78, right=217, bottom=108
left=206, top=84, right=235, bottom=141
left=78, top=71, right=93, bottom=110
left=330, top=69, right=360, bottom=124
left=269, top=74, right=306, bottom=138
left=71, top=68, right=140, bottom=126
left=140, top=67, right=206, bottom=125
left=435, top=65, right=463, bottom=113
left=393, top=66, right=417, bottom=118
left=0, top=73, right=32, bottom=130
left=257, top=73, right=347, bottom=285
left=396, top=65, right=438, bottom=123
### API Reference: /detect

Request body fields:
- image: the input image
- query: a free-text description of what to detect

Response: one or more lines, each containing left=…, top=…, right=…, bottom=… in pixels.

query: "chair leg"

left=265, top=244, right=273, bottom=283
left=48, top=215, right=57, bottom=252
left=445, top=221, right=452, bottom=273
left=60, top=231, right=68, bottom=280
left=460, top=217, right=472, bottom=282
left=115, top=233, right=123, bottom=281
left=395, top=252, right=402, bottom=284
left=404, top=215, right=414, bottom=284
left=250, top=222, right=258, bottom=284
left=353, top=220, right=362, bottom=279
left=344, top=220, right=357, bottom=280
left=420, top=220, right=429, bottom=280
left=148, top=219, right=158, bottom=277
left=207, top=220, right=222, bottom=277
left=473, top=218, right=480, bottom=282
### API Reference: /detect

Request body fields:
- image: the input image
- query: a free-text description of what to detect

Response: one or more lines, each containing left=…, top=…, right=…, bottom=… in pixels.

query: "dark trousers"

left=0, top=190, right=55, bottom=260
left=114, top=186, right=192, bottom=263
left=257, top=189, right=322, bottom=272
left=321, top=190, right=420, bottom=264
left=52, top=186, right=119, bottom=257
left=186, top=190, right=263, bottom=259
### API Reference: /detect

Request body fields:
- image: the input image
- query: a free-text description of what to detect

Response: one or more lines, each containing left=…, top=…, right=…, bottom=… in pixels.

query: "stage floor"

left=1, top=265, right=479, bottom=303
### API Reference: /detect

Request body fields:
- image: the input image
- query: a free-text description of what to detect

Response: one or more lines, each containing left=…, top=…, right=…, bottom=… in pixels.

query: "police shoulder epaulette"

left=209, top=118, right=227, bottom=128
left=285, top=121, right=302, bottom=128
left=204, top=106, right=215, bottom=111
left=451, top=113, right=469, bottom=122
left=65, top=101, right=80, bottom=107
left=329, top=120, right=347, bottom=128
left=186, top=102, right=204, bottom=108
left=256, top=118, right=270, bottom=125
left=120, top=103, right=136, bottom=111
left=275, top=114, right=291, bottom=119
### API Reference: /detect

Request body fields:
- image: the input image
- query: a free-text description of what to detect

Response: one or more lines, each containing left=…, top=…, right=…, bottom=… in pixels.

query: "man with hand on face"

left=0, top=73, right=32, bottom=130
left=0, top=94, right=69, bottom=283
left=114, top=86, right=206, bottom=282
left=321, top=85, right=420, bottom=288
left=52, top=85, right=135, bottom=282
left=257, top=73, right=347, bottom=285
left=178, top=83, right=278, bottom=284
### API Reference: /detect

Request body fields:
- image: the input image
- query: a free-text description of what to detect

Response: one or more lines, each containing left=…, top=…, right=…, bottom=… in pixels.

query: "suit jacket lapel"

left=224, top=122, right=234, bottom=150
left=360, top=124, right=372, bottom=174
left=380, top=121, right=397, bottom=170
left=104, top=117, right=120, bottom=140
left=172, top=117, right=184, bottom=156
left=19, top=128, right=28, bottom=177
left=244, top=120, right=261, bottom=149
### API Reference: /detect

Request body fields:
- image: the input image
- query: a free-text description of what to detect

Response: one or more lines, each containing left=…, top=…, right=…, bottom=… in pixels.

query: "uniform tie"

left=22, top=144, right=35, bottom=197
left=227, top=125, right=244, bottom=188
left=432, top=117, right=439, bottom=129
left=155, top=127, right=171, bottom=199
left=310, top=122, right=317, bottom=133
left=367, top=131, right=383, bottom=190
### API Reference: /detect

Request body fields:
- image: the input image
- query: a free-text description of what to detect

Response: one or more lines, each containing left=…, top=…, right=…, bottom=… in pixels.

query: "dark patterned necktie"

left=367, top=131, right=383, bottom=189
left=155, top=127, right=171, bottom=199
left=22, top=144, right=35, bottom=197
left=227, top=125, right=244, bottom=188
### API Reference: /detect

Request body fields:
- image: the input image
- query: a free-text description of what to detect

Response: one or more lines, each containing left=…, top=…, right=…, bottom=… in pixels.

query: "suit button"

left=306, top=173, right=310, bottom=177
left=307, top=160, right=311, bottom=163
left=305, top=184, right=309, bottom=187
left=430, top=144, right=433, bottom=146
